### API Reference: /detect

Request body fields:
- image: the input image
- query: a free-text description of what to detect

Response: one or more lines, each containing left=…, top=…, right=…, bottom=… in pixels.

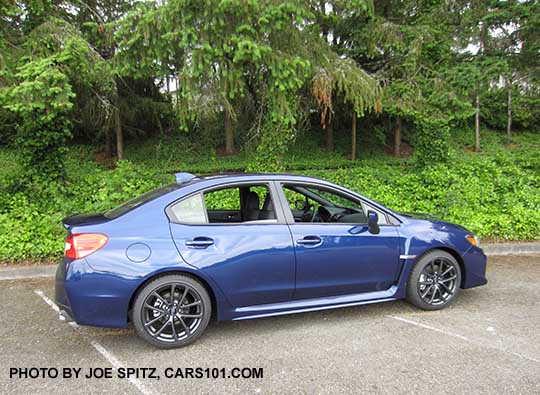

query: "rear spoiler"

left=62, top=213, right=110, bottom=230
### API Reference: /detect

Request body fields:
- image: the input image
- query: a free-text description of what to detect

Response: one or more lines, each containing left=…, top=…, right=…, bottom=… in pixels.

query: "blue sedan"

left=55, top=172, right=487, bottom=348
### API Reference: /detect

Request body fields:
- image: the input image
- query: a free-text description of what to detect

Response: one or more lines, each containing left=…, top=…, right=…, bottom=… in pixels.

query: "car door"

left=168, top=182, right=295, bottom=308
left=278, top=182, right=401, bottom=300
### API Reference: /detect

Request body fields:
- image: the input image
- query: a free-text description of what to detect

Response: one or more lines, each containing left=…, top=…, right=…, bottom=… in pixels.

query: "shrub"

left=414, top=118, right=450, bottom=167
left=0, top=129, right=538, bottom=262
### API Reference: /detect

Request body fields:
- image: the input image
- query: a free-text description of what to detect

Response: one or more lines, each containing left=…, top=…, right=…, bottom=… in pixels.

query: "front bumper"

left=461, top=246, right=488, bottom=288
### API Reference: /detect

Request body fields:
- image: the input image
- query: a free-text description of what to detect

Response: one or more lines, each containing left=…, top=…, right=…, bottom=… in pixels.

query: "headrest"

left=246, top=191, right=260, bottom=210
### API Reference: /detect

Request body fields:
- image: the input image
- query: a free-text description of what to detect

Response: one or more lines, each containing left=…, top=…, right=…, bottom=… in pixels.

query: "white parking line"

left=34, top=289, right=156, bottom=395
left=34, top=290, right=77, bottom=326
left=390, top=315, right=469, bottom=341
left=389, top=315, right=540, bottom=364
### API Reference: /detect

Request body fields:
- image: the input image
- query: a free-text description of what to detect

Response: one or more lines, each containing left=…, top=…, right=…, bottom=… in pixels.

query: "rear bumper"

left=55, top=260, right=74, bottom=318
left=54, top=257, right=132, bottom=328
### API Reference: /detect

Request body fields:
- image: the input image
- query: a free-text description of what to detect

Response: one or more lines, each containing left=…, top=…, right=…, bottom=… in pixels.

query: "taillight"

left=65, top=233, right=108, bottom=259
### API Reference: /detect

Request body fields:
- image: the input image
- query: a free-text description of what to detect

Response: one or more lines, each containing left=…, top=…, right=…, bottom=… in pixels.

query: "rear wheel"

left=406, top=250, right=461, bottom=310
left=132, top=274, right=211, bottom=348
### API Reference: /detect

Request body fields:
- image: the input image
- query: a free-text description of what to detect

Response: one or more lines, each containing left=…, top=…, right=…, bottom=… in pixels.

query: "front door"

left=168, top=183, right=295, bottom=307
left=279, top=183, right=401, bottom=300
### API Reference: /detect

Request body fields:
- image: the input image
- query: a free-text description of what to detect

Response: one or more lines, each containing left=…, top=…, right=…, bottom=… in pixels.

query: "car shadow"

left=83, top=288, right=486, bottom=352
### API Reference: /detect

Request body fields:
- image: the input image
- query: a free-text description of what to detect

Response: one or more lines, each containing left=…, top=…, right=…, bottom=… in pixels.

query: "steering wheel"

left=330, top=213, right=344, bottom=222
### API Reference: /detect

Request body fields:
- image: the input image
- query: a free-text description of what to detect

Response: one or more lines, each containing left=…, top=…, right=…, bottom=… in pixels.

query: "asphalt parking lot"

left=1, top=255, right=539, bottom=394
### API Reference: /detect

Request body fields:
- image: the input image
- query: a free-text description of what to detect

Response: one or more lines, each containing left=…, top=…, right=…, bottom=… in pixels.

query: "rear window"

left=104, top=183, right=181, bottom=219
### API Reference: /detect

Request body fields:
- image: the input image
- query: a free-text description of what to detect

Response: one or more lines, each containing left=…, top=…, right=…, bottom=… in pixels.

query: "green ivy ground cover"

left=0, top=130, right=538, bottom=263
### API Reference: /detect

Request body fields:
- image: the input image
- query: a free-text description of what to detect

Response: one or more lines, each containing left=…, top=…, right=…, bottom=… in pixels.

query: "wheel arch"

left=128, top=268, right=219, bottom=322
left=416, top=246, right=466, bottom=288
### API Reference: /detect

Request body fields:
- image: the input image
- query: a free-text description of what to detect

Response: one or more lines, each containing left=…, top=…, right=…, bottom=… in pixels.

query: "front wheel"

left=406, top=250, right=461, bottom=310
left=132, top=274, right=212, bottom=348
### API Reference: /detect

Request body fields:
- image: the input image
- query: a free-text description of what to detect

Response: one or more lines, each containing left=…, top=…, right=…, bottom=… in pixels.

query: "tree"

left=117, top=0, right=380, bottom=168
left=311, top=56, right=381, bottom=158
left=73, top=0, right=143, bottom=160
left=449, top=0, right=510, bottom=151
left=484, top=0, right=540, bottom=138
left=1, top=12, right=115, bottom=183
left=307, top=0, right=381, bottom=156
left=350, top=0, right=455, bottom=157
left=117, top=0, right=315, bottom=161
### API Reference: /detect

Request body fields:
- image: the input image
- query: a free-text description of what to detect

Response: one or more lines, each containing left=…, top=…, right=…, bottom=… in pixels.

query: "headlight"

left=465, top=234, right=480, bottom=247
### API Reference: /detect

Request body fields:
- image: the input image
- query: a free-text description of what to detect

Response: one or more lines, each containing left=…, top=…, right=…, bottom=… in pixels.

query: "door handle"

left=297, top=236, right=322, bottom=246
left=185, top=237, right=214, bottom=248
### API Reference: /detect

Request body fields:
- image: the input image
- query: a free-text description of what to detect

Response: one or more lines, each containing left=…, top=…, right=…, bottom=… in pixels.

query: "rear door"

left=168, top=182, right=296, bottom=308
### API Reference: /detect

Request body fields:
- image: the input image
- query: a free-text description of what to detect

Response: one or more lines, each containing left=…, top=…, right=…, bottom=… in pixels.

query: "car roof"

left=178, top=172, right=334, bottom=185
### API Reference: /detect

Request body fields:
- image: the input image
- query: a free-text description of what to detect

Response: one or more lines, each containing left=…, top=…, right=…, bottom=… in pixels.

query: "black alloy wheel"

left=133, top=274, right=211, bottom=348
left=406, top=250, right=462, bottom=310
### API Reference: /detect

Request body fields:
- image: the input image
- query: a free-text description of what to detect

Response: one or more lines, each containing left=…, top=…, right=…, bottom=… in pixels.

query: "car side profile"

left=55, top=172, right=487, bottom=348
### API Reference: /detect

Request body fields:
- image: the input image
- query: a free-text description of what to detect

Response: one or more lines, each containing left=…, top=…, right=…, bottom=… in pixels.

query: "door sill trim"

left=232, top=286, right=398, bottom=320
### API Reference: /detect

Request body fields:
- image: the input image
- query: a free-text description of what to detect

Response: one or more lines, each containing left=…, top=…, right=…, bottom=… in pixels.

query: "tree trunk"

left=224, top=109, right=234, bottom=155
left=393, top=116, right=402, bottom=157
left=507, top=84, right=512, bottom=138
left=326, top=121, right=334, bottom=151
left=104, top=128, right=113, bottom=159
left=115, top=106, right=125, bottom=160
left=474, top=94, right=481, bottom=152
left=351, top=112, right=357, bottom=161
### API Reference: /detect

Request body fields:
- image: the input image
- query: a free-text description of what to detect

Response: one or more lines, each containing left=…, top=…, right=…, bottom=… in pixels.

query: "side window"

left=284, top=188, right=313, bottom=211
left=170, top=194, right=207, bottom=224
left=282, top=184, right=389, bottom=225
left=203, top=184, right=277, bottom=224
left=306, top=187, right=354, bottom=209
left=204, top=187, right=240, bottom=211
left=248, top=186, right=271, bottom=210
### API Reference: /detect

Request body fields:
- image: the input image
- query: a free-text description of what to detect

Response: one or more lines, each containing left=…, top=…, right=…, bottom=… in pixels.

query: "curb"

left=0, top=265, right=56, bottom=281
left=482, top=242, right=540, bottom=256
left=1, top=242, right=539, bottom=281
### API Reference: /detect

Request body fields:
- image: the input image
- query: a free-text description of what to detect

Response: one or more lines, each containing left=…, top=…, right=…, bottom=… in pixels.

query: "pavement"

left=1, top=254, right=540, bottom=394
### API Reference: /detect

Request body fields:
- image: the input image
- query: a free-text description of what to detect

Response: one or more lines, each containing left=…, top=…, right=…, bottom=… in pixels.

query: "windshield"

left=105, top=183, right=181, bottom=219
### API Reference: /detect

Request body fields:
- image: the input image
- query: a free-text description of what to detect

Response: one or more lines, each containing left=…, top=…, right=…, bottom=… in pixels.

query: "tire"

left=406, top=250, right=462, bottom=311
left=132, top=274, right=212, bottom=349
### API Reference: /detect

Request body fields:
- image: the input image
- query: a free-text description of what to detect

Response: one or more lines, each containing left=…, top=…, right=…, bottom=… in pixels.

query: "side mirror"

left=368, top=210, right=380, bottom=234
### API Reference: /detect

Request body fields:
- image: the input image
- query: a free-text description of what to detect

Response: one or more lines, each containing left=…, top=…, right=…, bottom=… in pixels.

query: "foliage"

left=482, top=87, right=540, bottom=132
left=1, top=16, right=115, bottom=182
left=3, top=58, right=74, bottom=182
left=0, top=158, right=171, bottom=261
left=0, top=129, right=539, bottom=262
left=309, top=147, right=540, bottom=241
left=116, top=0, right=380, bottom=170
left=414, top=118, right=450, bottom=167
left=0, top=0, right=539, bottom=262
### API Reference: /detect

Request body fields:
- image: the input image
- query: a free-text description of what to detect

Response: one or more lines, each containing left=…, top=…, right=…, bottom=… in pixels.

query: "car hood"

left=399, top=211, right=441, bottom=221
left=399, top=211, right=470, bottom=234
